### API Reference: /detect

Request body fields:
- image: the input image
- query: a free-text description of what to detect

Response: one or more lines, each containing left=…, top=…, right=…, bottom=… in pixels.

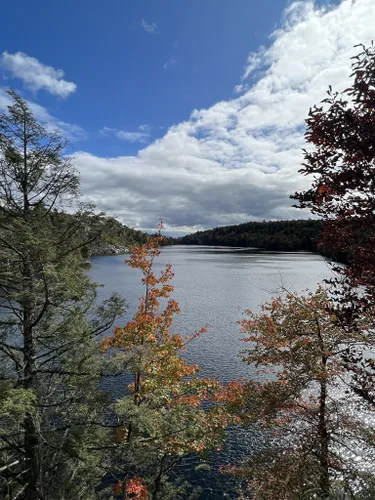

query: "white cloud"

left=1, top=51, right=77, bottom=98
left=50, top=1, right=375, bottom=232
left=235, top=47, right=266, bottom=93
left=163, top=56, right=177, bottom=70
left=75, top=0, right=375, bottom=233
left=0, top=88, right=86, bottom=141
left=100, top=127, right=151, bottom=143
left=115, top=131, right=150, bottom=143
left=138, top=124, right=151, bottom=132
left=141, top=18, right=158, bottom=34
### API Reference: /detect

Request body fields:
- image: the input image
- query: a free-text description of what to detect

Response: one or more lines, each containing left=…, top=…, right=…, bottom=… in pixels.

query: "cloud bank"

left=6, top=1, right=375, bottom=234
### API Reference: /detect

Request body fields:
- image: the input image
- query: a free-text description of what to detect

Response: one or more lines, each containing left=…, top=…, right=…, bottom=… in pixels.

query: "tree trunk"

left=151, top=455, right=166, bottom=500
left=318, top=372, right=330, bottom=498
left=24, top=414, right=41, bottom=500
left=23, top=273, right=42, bottom=499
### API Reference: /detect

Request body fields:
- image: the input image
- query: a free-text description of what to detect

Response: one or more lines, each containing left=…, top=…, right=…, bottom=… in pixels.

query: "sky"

left=0, top=0, right=374, bottom=235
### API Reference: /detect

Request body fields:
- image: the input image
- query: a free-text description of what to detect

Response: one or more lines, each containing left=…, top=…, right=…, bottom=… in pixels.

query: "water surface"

left=90, top=245, right=333, bottom=383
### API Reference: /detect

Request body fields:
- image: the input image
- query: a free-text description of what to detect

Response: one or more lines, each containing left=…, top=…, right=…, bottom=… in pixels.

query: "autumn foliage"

left=292, top=44, right=375, bottom=325
left=229, top=287, right=375, bottom=499
left=102, top=227, right=231, bottom=498
left=112, top=476, right=149, bottom=499
left=290, top=43, right=375, bottom=426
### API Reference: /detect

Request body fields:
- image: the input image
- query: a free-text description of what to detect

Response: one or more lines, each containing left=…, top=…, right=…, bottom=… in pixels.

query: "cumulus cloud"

left=0, top=88, right=86, bottom=141
left=1, top=52, right=77, bottom=98
left=141, top=18, right=158, bottom=34
left=100, top=127, right=151, bottom=143
left=73, top=0, right=375, bottom=233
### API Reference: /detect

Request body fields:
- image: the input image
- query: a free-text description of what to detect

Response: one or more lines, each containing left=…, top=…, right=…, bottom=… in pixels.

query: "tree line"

left=1, top=43, right=375, bottom=499
left=172, top=220, right=350, bottom=263
left=174, top=219, right=322, bottom=252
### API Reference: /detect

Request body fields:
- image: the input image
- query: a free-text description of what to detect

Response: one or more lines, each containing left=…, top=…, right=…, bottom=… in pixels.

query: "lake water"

left=90, top=246, right=332, bottom=382
left=89, top=246, right=333, bottom=498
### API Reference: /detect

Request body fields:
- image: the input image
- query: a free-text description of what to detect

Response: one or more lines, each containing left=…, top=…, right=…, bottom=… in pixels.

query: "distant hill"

left=174, top=220, right=324, bottom=253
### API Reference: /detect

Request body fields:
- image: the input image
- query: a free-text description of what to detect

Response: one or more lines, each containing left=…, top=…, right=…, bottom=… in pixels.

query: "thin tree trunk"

left=316, top=316, right=330, bottom=498
left=151, top=454, right=166, bottom=499
left=22, top=214, right=42, bottom=500
left=318, top=366, right=330, bottom=498
left=24, top=415, right=40, bottom=500
left=23, top=320, right=41, bottom=500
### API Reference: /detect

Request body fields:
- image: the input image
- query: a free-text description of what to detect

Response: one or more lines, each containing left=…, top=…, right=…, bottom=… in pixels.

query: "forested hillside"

left=53, top=212, right=149, bottom=257
left=176, top=219, right=322, bottom=252
left=88, top=215, right=149, bottom=255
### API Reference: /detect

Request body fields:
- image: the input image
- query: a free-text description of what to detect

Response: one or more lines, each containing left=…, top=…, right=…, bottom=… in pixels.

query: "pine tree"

left=0, top=89, right=125, bottom=499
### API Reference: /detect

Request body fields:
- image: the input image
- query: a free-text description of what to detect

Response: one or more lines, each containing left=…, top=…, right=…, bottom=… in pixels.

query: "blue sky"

left=0, top=0, right=373, bottom=233
left=0, top=0, right=290, bottom=157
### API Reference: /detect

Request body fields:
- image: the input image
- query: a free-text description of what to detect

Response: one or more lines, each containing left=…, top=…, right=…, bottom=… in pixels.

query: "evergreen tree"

left=0, top=90, right=125, bottom=499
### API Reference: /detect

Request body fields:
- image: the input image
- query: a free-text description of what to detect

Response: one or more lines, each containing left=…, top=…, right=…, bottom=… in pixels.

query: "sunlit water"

left=89, top=246, right=333, bottom=498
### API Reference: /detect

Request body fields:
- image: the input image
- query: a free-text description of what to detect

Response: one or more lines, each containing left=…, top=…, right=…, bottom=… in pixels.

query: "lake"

left=89, top=246, right=333, bottom=498
left=90, top=245, right=332, bottom=382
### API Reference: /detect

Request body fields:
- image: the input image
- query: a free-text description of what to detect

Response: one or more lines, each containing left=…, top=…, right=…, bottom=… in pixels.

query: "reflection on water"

left=89, top=246, right=333, bottom=498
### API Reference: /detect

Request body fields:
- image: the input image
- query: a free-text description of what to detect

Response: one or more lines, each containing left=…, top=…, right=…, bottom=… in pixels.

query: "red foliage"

left=292, top=43, right=375, bottom=402
left=292, top=44, right=375, bottom=319
left=112, top=477, right=149, bottom=499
